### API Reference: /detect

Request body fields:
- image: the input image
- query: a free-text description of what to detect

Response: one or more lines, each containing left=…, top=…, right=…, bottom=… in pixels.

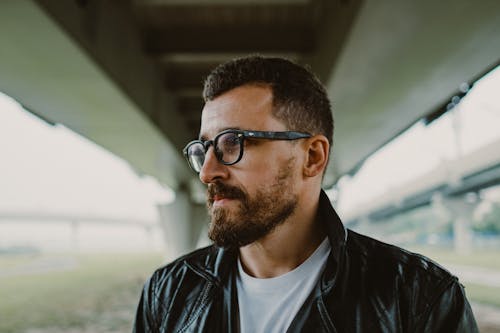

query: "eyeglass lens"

left=187, top=132, right=242, bottom=172
left=217, top=132, right=241, bottom=163
left=187, top=144, right=205, bottom=172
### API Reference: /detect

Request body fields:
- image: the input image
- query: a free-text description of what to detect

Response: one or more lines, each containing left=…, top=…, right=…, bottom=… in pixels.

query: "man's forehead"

left=199, top=101, right=240, bottom=138
left=199, top=85, right=274, bottom=138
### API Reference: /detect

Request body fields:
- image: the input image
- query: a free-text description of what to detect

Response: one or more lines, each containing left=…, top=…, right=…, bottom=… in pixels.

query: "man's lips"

left=212, top=195, right=235, bottom=202
left=210, top=195, right=239, bottom=207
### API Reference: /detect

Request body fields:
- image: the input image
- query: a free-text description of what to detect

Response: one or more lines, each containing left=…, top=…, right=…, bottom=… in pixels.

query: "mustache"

left=207, top=182, right=246, bottom=205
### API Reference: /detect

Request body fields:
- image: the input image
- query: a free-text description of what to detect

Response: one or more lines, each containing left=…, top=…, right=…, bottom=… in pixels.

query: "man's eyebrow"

left=199, top=127, right=242, bottom=141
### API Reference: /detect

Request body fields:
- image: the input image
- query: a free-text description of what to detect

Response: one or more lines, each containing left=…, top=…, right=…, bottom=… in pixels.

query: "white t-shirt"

left=236, top=238, right=331, bottom=333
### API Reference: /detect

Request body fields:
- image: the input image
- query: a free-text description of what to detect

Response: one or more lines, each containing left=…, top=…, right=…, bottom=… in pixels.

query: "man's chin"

left=209, top=226, right=264, bottom=249
left=210, top=206, right=238, bottom=225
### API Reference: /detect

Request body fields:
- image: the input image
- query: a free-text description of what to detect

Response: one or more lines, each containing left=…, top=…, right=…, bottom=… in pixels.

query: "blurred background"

left=1, top=0, right=499, bottom=332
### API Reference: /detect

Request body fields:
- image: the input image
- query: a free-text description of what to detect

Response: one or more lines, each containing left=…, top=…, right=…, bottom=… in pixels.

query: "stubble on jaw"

left=207, top=157, right=298, bottom=249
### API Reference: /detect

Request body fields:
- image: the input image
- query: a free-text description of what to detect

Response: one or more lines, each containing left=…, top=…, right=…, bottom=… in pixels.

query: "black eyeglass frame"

left=183, top=129, right=312, bottom=173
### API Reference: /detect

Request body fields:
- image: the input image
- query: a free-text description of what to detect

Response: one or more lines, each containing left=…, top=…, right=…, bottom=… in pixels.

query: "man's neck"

left=238, top=195, right=326, bottom=278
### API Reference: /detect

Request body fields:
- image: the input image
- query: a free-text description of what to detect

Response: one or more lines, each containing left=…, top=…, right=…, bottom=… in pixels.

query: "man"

left=134, top=56, right=478, bottom=332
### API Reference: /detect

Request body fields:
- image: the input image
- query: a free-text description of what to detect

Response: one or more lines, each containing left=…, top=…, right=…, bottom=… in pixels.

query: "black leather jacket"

left=134, top=190, right=478, bottom=332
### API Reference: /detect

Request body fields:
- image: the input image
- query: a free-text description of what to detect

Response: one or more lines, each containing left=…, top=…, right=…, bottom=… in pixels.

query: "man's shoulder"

left=345, top=229, right=457, bottom=287
left=339, top=230, right=477, bottom=331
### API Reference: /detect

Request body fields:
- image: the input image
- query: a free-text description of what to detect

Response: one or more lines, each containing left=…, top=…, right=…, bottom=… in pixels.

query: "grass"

left=1, top=248, right=499, bottom=332
left=407, top=246, right=500, bottom=307
left=465, top=284, right=500, bottom=308
left=0, top=252, right=164, bottom=333
left=408, top=247, right=500, bottom=270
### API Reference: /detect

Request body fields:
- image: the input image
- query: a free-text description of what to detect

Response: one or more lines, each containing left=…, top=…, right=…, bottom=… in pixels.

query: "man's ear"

left=303, top=135, right=329, bottom=177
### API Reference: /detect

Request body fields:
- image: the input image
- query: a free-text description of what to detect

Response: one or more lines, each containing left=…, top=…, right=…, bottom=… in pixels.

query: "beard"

left=206, top=158, right=298, bottom=249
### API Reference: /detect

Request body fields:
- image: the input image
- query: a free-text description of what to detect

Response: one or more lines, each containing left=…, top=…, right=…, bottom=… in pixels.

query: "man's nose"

left=199, top=147, right=228, bottom=184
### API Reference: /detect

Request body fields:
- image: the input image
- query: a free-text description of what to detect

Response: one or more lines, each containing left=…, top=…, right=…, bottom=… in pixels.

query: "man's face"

left=199, top=85, right=302, bottom=248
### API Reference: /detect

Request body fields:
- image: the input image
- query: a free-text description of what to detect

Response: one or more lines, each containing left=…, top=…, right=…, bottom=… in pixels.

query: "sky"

left=0, top=93, right=173, bottom=252
left=0, top=93, right=174, bottom=220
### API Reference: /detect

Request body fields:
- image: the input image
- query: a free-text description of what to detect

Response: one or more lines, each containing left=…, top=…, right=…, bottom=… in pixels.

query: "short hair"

left=202, top=56, right=334, bottom=148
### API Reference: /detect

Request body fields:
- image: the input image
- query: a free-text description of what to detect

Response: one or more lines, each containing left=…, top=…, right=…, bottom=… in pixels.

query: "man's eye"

left=218, top=134, right=240, bottom=152
left=220, top=134, right=239, bottom=146
left=226, top=136, right=240, bottom=146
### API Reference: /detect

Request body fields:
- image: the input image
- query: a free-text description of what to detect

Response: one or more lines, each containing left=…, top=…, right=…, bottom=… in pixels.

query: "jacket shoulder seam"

left=413, top=275, right=458, bottom=329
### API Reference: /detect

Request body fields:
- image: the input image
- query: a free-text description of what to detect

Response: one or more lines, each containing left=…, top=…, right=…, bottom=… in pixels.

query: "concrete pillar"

left=440, top=193, right=479, bottom=254
left=71, top=220, right=79, bottom=253
left=192, top=204, right=211, bottom=248
left=453, top=216, right=472, bottom=254
left=157, top=187, right=209, bottom=261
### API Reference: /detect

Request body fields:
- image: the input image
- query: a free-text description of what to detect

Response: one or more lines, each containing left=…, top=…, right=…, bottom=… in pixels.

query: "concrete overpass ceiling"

left=137, top=0, right=311, bottom=4
left=3, top=0, right=498, bottom=192
left=29, top=0, right=359, bottom=191
left=327, top=0, right=500, bottom=180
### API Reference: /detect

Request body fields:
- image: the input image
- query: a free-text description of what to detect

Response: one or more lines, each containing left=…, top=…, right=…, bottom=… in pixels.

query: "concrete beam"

left=143, top=26, right=314, bottom=54
left=303, top=0, right=364, bottom=185
left=157, top=187, right=208, bottom=260
left=0, top=0, right=189, bottom=190
left=33, top=0, right=193, bottom=189
left=326, top=0, right=500, bottom=177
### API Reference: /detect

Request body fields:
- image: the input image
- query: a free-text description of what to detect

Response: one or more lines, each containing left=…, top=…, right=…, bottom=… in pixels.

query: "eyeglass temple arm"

left=243, top=130, right=311, bottom=140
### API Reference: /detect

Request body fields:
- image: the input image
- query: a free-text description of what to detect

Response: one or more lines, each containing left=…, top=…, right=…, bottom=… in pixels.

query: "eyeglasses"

left=183, top=129, right=311, bottom=173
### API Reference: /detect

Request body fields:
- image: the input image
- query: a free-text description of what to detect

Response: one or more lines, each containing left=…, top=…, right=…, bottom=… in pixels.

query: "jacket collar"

left=316, top=189, right=347, bottom=292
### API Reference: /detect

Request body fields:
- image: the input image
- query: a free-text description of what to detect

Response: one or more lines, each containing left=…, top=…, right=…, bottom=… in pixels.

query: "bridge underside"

left=1, top=0, right=499, bottom=255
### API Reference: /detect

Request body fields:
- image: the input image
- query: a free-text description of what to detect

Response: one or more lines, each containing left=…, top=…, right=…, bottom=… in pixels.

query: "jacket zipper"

left=178, top=281, right=213, bottom=333
left=317, top=297, right=337, bottom=333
